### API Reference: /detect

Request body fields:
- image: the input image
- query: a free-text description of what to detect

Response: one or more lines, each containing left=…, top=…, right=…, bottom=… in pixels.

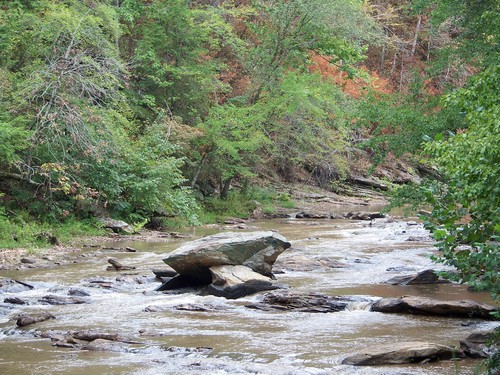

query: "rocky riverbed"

left=1, top=210, right=498, bottom=375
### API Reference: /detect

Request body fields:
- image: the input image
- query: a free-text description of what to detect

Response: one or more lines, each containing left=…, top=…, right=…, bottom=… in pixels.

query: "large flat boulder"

left=342, top=341, right=458, bottom=365
left=162, top=231, right=291, bottom=283
left=371, top=296, right=497, bottom=319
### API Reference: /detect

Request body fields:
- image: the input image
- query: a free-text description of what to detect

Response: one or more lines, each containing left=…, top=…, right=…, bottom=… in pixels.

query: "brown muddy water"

left=1, top=214, right=498, bottom=375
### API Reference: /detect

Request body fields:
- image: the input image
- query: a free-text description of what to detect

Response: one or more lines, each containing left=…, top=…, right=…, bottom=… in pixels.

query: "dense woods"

left=0, top=1, right=498, bottom=303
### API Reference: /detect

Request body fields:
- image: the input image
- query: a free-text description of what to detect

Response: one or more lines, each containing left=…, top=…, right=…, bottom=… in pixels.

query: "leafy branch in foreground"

left=392, top=66, right=499, bottom=301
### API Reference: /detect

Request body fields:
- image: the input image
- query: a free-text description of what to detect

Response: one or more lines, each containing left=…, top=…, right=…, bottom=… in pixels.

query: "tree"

left=246, top=0, right=381, bottom=102
left=422, top=65, right=499, bottom=300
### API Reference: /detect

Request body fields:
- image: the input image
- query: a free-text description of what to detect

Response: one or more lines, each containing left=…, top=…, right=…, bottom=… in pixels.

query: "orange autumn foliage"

left=309, top=54, right=393, bottom=98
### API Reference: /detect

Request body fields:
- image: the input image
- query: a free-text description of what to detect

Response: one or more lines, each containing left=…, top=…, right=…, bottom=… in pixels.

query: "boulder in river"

left=162, top=231, right=291, bottom=283
left=246, top=291, right=357, bottom=312
left=207, top=265, right=284, bottom=299
left=371, top=296, right=497, bottom=319
left=342, top=341, right=459, bottom=365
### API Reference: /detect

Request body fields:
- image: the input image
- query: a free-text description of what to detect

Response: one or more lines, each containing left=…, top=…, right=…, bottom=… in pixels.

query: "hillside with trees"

left=0, top=0, right=498, bottom=299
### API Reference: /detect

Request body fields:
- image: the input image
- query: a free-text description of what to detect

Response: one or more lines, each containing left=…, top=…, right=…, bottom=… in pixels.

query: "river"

left=0, top=215, right=497, bottom=374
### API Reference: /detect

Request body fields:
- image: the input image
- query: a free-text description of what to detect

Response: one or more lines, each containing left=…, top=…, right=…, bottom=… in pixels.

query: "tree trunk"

left=379, top=43, right=386, bottom=74
left=220, top=177, right=233, bottom=200
left=411, top=15, right=422, bottom=57
left=190, top=153, right=208, bottom=189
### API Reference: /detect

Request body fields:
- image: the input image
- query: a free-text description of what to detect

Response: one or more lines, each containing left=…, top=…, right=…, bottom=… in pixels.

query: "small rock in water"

left=162, top=346, right=213, bottom=354
left=107, top=258, right=136, bottom=271
left=385, top=269, right=448, bottom=285
left=16, top=313, right=56, bottom=327
left=38, top=295, right=88, bottom=305
left=246, top=291, right=350, bottom=313
left=68, top=288, right=91, bottom=297
left=152, top=268, right=178, bottom=278
left=4, top=297, right=27, bottom=305
left=20, top=258, right=36, bottom=264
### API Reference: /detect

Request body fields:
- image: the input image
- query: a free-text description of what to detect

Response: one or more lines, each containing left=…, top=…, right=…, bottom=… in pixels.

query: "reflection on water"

left=1, top=215, right=497, bottom=375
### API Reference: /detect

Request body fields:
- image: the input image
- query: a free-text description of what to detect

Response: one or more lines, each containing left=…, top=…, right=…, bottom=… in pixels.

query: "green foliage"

left=130, top=0, right=238, bottom=122
left=0, top=213, right=105, bottom=250
left=0, top=0, right=200, bottom=228
left=261, top=72, right=354, bottom=183
left=422, top=65, right=499, bottom=299
left=412, top=0, right=499, bottom=68
left=356, top=90, right=461, bottom=163
left=247, top=0, right=381, bottom=100
left=389, top=66, right=498, bottom=303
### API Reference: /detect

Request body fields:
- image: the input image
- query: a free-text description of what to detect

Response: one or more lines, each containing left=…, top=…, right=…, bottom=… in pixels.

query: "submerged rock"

left=273, top=255, right=348, bottom=273
left=0, top=278, right=34, bottom=293
left=371, top=296, right=497, bottom=319
left=81, top=338, right=134, bottom=352
left=162, top=346, right=213, bottom=354
left=342, top=341, right=458, bottom=365
left=246, top=291, right=352, bottom=313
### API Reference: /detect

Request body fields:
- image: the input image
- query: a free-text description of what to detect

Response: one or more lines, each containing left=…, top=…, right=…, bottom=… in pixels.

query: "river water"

left=1, top=215, right=498, bottom=375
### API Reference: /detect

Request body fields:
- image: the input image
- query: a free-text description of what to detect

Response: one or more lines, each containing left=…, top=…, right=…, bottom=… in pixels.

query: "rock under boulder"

left=371, top=296, right=497, bottom=319
left=207, top=265, right=284, bottom=299
left=342, top=341, right=458, bottom=365
left=162, top=231, right=291, bottom=283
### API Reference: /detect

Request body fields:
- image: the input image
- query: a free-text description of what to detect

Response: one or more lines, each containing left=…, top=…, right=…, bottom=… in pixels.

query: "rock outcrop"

left=162, top=231, right=290, bottom=281
left=207, top=265, right=283, bottom=299
left=158, top=231, right=291, bottom=298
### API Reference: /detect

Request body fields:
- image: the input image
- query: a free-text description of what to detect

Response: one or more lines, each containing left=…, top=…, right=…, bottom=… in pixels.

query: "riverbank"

left=0, top=183, right=389, bottom=271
